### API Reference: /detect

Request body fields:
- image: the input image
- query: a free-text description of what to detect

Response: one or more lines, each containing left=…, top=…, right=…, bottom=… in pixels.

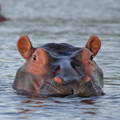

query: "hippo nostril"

left=55, top=66, right=61, bottom=74
left=53, top=76, right=63, bottom=84
left=82, top=76, right=92, bottom=83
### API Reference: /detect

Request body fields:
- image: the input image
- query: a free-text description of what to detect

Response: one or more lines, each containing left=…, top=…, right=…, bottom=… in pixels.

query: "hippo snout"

left=52, top=75, right=103, bottom=97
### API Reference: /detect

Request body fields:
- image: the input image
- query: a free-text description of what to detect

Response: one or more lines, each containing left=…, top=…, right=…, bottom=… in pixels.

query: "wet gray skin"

left=13, top=35, right=104, bottom=97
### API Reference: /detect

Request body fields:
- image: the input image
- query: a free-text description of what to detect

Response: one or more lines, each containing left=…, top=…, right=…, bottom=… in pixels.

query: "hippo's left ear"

left=17, top=35, right=34, bottom=59
left=85, top=35, right=101, bottom=56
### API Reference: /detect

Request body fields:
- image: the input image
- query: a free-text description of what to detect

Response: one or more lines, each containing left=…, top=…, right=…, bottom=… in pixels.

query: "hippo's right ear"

left=17, top=35, right=34, bottom=59
left=85, top=35, right=101, bottom=56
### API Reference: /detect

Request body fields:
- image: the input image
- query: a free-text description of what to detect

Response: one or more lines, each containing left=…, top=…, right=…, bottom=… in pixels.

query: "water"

left=0, top=0, right=120, bottom=120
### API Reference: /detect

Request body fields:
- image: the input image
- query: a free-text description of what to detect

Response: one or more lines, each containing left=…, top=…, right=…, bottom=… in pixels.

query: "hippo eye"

left=32, top=55, right=37, bottom=61
left=90, top=55, right=94, bottom=60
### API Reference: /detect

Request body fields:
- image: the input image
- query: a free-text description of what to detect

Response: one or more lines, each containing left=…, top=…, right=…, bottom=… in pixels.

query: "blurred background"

left=1, top=0, right=120, bottom=19
left=0, top=0, right=120, bottom=120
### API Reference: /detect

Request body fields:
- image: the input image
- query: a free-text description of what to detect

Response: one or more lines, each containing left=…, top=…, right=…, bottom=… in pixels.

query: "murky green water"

left=0, top=0, right=120, bottom=120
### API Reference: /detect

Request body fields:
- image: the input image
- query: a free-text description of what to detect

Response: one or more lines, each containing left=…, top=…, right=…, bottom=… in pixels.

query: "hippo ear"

left=17, top=35, right=34, bottom=59
left=85, top=35, right=101, bottom=56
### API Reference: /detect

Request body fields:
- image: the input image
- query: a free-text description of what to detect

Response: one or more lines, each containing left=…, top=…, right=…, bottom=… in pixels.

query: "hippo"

left=13, top=35, right=104, bottom=97
left=0, top=4, right=8, bottom=22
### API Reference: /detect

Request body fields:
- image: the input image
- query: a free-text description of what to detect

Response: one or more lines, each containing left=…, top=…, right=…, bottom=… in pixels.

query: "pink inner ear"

left=86, top=35, right=101, bottom=56
left=17, top=36, right=33, bottom=59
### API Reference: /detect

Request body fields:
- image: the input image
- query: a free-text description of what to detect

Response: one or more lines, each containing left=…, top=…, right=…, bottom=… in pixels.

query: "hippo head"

left=13, top=35, right=104, bottom=97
